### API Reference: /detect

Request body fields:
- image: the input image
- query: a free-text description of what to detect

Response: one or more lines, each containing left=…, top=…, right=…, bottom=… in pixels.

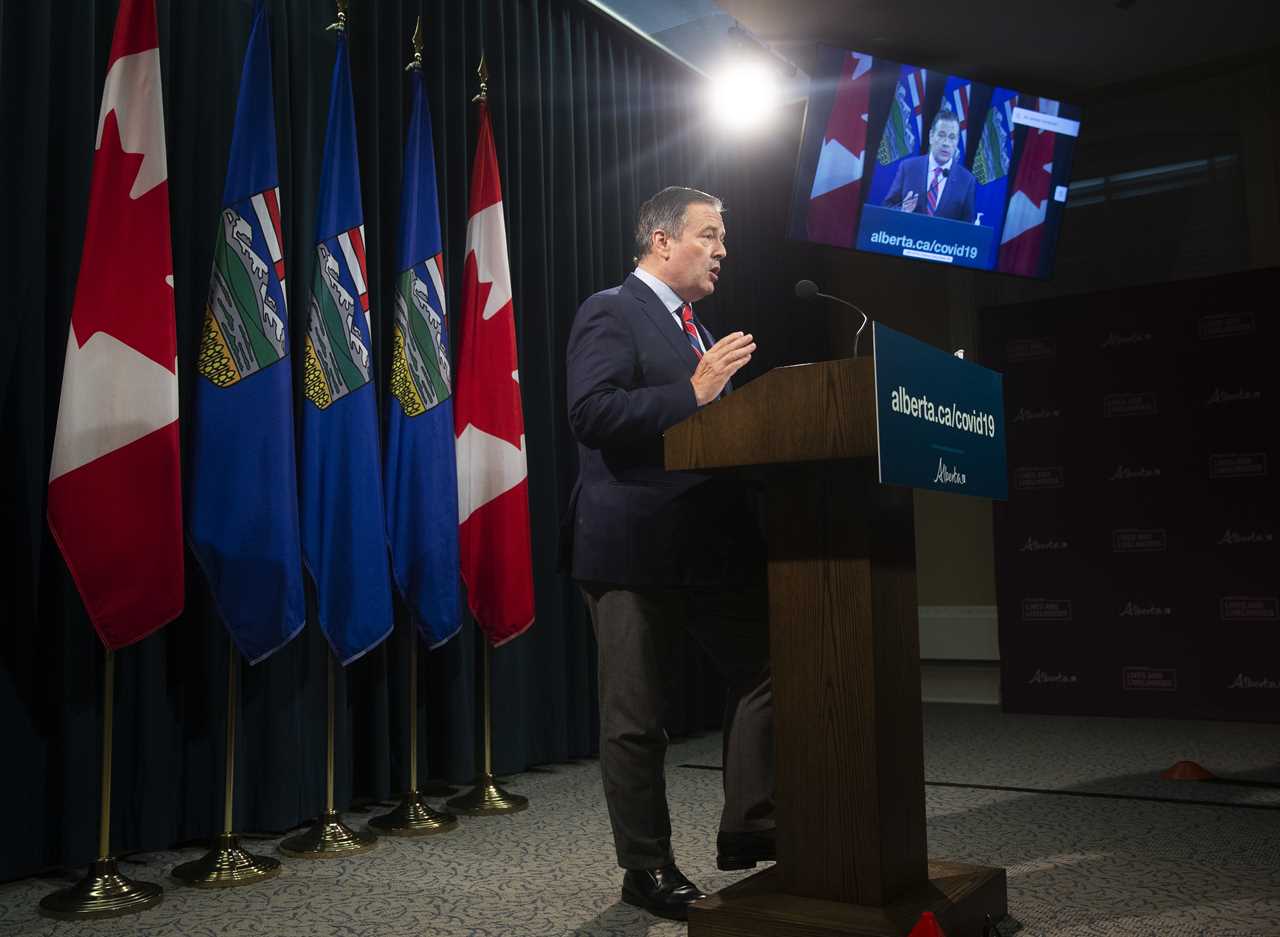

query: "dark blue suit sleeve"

left=884, top=161, right=908, bottom=208
left=566, top=296, right=698, bottom=449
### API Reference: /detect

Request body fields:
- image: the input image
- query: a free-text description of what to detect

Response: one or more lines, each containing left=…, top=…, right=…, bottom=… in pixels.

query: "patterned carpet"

left=2, top=704, right=1279, bottom=936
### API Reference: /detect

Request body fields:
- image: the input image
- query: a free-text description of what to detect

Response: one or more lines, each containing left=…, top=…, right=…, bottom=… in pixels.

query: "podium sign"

left=856, top=204, right=997, bottom=269
left=874, top=322, right=1008, bottom=500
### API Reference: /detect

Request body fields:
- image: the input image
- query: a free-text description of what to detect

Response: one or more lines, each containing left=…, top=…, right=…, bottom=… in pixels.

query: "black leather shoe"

left=621, top=864, right=708, bottom=921
left=716, top=828, right=776, bottom=871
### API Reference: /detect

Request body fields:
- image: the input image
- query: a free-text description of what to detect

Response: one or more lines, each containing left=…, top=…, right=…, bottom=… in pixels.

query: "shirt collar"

left=930, top=154, right=954, bottom=173
left=633, top=267, right=686, bottom=315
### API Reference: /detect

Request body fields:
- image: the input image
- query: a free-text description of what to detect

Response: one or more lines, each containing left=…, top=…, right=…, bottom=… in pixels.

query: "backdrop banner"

left=983, top=268, right=1279, bottom=721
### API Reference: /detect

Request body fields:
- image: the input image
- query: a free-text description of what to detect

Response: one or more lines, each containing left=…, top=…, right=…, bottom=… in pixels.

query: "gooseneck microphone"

left=794, top=280, right=871, bottom=357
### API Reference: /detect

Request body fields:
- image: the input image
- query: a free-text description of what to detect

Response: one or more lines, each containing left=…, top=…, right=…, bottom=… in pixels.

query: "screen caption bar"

left=1012, top=107, right=1080, bottom=137
left=903, top=248, right=954, bottom=264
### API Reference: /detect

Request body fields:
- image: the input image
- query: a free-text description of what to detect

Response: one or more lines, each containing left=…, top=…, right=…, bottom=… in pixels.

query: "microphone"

left=794, top=280, right=871, bottom=357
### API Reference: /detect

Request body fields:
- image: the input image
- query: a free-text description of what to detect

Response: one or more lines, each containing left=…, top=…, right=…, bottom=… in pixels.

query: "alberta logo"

left=1228, top=674, right=1280, bottom=690
left=1218, top=529, right=1274, bottom=546
left=934, top=458, right=967, bottom=486
left=1102, top=330, right=1153, bottom=348
left=1029, top=669, right=1079, bottom=685
left=1109, top=465, right=1161, bottom=481
left=1206, top=387, right=1262, bottom=406
left=1012, top=407, right=1060, bottom=423
left=1020, top=537, right=1068, bottom=552
left=1119, top=602, right=1172, bottom=618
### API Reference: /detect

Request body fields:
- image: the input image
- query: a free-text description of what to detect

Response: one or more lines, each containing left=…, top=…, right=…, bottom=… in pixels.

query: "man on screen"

left=884, top=109, right=976, bottom=222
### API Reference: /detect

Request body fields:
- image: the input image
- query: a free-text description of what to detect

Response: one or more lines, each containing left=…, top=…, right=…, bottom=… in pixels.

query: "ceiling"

left=714, top=0, right=1280, bottom=99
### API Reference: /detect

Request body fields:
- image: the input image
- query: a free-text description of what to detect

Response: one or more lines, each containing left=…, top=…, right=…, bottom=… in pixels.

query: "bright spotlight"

left=709, top=60, right=780, bottom=132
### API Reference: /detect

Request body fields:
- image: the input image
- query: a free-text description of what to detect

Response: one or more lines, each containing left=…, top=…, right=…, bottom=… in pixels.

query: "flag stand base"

left=278, top=812, right=377, bottom=858
left=446, top=773, right=528, bottom=815
left=172, top=834, right=281, bottom=887
left=369, top=791, right=458, bottom=836
left=39, top=859, right=163, bottom=920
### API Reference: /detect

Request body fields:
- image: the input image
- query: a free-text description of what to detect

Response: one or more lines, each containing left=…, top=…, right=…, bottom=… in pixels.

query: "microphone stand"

left=800, top=287, right=871, bottom=358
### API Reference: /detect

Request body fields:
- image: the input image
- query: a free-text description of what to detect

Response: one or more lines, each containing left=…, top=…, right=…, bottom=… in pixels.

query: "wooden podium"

left=665, top=357, right=1007, bottom=937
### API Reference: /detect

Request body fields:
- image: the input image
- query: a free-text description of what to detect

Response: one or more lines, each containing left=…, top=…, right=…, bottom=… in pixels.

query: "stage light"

left=709, top=60, right=780, bottom=132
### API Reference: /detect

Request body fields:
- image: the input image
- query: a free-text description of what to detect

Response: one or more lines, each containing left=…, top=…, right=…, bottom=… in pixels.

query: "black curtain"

left=1, top=0, right=816, bottom=882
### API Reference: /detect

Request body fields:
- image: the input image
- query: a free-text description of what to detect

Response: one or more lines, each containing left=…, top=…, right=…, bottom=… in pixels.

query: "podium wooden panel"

left=665, top=359, right=1007, bottom=936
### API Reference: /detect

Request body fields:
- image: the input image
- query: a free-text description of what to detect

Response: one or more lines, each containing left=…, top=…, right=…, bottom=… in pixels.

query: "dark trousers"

left=580, top=580, right=775, bottom=870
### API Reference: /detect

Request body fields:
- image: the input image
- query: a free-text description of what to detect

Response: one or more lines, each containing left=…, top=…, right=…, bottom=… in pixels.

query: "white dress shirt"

left=632, top=267, right=707, bottom=354
left=926, top=154, right=953, bottom=207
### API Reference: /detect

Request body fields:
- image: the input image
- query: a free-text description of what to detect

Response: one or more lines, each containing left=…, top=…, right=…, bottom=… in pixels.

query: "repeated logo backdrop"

left=982, top=269, right=1278, bottom=721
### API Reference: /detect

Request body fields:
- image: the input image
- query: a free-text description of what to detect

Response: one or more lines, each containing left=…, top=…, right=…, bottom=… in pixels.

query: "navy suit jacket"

left=884, top=155, right=976, bottom=223
left=560, top=274, right=762, bottom=586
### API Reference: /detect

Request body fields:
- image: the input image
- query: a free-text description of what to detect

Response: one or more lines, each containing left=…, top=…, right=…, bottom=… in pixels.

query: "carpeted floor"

left=2, top=704, right=1279, bottom=936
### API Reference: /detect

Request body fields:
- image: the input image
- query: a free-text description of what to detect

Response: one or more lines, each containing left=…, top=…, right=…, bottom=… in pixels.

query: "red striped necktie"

left=680, top=303, right=703, bottom=359
left=926, top=165, right=943, bottom=215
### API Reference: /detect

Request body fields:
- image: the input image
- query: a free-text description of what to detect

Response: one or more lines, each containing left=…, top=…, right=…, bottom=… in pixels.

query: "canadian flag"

left=47, top=0, right=183, bottom=649
left=806, top=51, right=873, bottom=247
left=998, top=98, right=1058, bottom=276
left=453, top=97, right=534, bottom=646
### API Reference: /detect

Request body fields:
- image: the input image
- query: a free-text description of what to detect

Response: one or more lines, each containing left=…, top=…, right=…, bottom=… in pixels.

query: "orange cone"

left=907, top=911, right=947, bottom=937
left=1161, top=760, right=1216, bottom=781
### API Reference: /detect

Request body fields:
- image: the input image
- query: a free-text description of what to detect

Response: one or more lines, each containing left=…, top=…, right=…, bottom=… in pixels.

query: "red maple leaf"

left=454, top=250, right=525, bottom=449
left=70, top=110, right=176, bottom=372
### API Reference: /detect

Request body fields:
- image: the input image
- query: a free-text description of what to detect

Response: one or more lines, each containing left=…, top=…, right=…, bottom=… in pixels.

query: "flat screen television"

left=789, top=44, right=1083, bottom=278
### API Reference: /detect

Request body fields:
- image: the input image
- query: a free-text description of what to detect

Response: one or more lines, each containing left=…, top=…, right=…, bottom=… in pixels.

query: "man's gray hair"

left=929, top=107, right=961, bottom=136
left=634, top=186, right=723, bottom=260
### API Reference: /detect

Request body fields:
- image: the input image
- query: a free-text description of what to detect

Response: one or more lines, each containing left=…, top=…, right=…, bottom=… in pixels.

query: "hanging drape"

left=0, top=0, right=811, bottom=882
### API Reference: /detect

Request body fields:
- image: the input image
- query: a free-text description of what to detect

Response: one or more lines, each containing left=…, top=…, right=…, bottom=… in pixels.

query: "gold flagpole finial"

left=473, top=54, right=489, bottom=104
left=405, top=16, right=424, bottom=72
left=327, top=0, right=349, bottom=33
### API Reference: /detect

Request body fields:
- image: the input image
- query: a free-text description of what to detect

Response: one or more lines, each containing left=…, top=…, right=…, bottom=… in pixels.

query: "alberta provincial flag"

left=454, top=95, right=534, bottom=646
left=805, top=50, right=873, bottom=248
left=971, top=87, right=1018, bottom=255
left=866, top=64, right=927, bottom=208
left=189, top=0, right=303, bottom=665
left=384, top=53, right=461, bottom=648
left=300, top=24, right=393, bottom=664
left=47, top=0, right=183, bottom=649
left=940, top=75, right=972, bottom=162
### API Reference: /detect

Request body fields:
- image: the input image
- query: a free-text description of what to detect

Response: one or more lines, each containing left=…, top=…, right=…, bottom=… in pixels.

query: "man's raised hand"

left=691, top=331, right=755, bottom=406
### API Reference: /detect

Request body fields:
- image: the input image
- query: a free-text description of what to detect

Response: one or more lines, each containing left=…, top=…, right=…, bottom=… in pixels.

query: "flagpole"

left=279, top=653, right=378, bottom=856
left=445, top=53, right=528, bottom=817
left=39, top=650, right=164, bottom=919
left=446, top=639, right=528, bottom=814
left=173, top=637, right=281, bottom=885
left=371, top=613, right=457, bottom=835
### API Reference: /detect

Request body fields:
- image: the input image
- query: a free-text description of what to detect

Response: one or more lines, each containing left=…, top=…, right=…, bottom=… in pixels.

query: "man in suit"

left=562, top=186, right=775, bottom=921
left=884, top=109, right=976, bottom=222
